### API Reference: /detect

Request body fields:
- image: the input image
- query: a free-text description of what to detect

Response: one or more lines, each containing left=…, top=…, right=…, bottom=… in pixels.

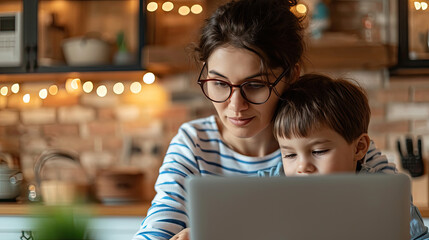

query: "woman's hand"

left=170, top=228, right=190, bottom=240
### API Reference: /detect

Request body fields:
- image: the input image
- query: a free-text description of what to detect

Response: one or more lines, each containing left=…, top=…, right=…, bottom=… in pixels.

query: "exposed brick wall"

left=2, top=72, right=429, bottom=201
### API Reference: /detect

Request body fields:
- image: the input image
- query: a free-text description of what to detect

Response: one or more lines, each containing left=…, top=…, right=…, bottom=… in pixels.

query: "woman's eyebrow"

left=208, top=70, right=264, bottom=80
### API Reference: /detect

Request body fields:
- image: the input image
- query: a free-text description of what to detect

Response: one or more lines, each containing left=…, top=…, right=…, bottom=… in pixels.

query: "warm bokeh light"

left=162, top=2, right=174, bottom=12
left=147, top=2, right=158, bottom=12
left=96, top=85, right=108, bottom=97
left=422, top=2, right=428, bottom=10
left=130, top=82, right=142, bottom=94
left=178, top=6, right=190, bottom=16
left=83, top=81, right=94, bottom=93
left=11, top=83, right=19, bottom=93
left=113, top=82, right=125, bottom=95
left=415, top=1, right=422, bottom=10
left=191, top=4, right=203, bottom=14
left=65, top=78, right=82, bottom=95
left=39, top=89, right=48, bottom=99
left=49, top=85, right=58, bottom=95
left=71, top=78, right=80, bottom=89
left=0, top=86, right=8, bottom=96
left=143, top=72, right=156, bottom=84
left=23, top=94, right=30, bottom=103
left=296, top=4, right=307, bottom=14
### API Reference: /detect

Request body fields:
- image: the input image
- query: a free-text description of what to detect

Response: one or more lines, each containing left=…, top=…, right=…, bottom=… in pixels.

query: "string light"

left=113, top=82, right=125, bottom=95
left=83, top=81, right=94, bottom=93
left=296, top=4, right=307, bottom=14
left=23, top=94, right=30, bottom=103
left=39, top=89, right=48, bottom=99
left=130, top=82, right=142, bottom=94
left=162, top=2, right=174, bottom=12
left=422, top=2, right=428, bottom=10
left=143, top=72, right=156, bottom=84
left=191, top=4, right=203, bottom=14
left=49, top=85, right=58, bottom=95
left=96, top=85, right=108, bottom=97
left=11, top=83, right=19, bottom=94
left=0, top=86, right=8, bottom=96
left=147, top=2, right=158, bottom=12
left=178, top=6, right=190, bottom=16
left=415, top=1, right=422, bottom=10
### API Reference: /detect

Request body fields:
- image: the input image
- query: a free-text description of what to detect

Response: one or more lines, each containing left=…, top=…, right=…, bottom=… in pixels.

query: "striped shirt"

left=132, top=115, right=395, bottom=240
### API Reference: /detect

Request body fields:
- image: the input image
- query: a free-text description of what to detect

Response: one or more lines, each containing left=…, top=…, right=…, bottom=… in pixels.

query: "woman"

left=133, top=0, right=393, bottom=239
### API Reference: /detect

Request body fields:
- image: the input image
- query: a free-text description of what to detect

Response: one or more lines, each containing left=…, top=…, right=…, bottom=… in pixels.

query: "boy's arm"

left=411, top=203, right=429, bottom=240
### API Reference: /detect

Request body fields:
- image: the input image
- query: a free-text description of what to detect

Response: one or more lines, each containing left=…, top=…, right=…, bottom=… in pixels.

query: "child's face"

left=279, top=126, right=362, bottom=176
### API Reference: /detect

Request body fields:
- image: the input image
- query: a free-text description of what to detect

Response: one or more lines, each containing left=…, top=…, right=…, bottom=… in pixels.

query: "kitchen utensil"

left=62, top=33, right=110, bottom=66
left=0, top=153, right=23, bottom=200
left=34, top=149, right=91, bottom=205
left=95, top=167, right=144, bottom=204
left=397, top=136, right=425, bottom=177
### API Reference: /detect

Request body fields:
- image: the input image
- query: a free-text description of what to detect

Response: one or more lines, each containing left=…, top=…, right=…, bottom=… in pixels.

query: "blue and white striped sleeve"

left=132, top=126, right=201, bottom=240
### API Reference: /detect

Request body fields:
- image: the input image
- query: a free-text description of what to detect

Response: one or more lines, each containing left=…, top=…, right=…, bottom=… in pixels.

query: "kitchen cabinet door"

left=0, top=0, right=145, bottom=74
left=392, top=0, right=429, bottom=74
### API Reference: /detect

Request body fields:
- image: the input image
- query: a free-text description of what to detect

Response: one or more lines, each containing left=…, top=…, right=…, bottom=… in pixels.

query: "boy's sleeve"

left=410, top=203, right=429, bottom=239
left=257, top=161, right=284, bottom=177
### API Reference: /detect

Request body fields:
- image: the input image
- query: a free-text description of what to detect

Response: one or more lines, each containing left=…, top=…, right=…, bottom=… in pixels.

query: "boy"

left=259, top=73, right=429, bottom=239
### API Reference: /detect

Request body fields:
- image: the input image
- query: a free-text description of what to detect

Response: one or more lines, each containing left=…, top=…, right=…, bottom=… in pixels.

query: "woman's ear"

left=354, top=133, right=370, bottom=161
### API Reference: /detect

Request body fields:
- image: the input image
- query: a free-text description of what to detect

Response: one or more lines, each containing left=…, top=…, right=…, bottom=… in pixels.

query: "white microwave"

left=0, top=12, right=22, bottom=67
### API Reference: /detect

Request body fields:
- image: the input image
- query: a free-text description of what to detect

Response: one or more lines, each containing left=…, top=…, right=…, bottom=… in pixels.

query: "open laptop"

left=186, top=174, right=410, bottom=240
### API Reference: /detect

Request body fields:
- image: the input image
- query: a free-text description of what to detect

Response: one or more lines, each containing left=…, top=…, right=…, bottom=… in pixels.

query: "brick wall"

left=1, top=72, right=428, bottom=201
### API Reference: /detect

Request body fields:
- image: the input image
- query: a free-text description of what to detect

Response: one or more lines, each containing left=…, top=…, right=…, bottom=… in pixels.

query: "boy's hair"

left=273, top=73, right=370, bottom=144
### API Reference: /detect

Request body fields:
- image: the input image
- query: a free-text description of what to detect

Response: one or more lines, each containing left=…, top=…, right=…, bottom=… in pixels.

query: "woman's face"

left=206, top=45, right=287, bottom=139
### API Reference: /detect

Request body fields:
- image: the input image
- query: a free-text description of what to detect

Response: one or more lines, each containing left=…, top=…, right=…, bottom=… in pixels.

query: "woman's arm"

left=132, top=128, right=200, bottom=240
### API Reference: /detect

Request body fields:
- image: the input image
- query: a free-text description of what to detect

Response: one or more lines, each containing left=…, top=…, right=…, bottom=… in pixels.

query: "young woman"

left=133, top=0, right=394, bottom=239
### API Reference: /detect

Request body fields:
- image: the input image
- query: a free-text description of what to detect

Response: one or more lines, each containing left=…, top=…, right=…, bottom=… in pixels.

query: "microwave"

left=0, top=12, right=22, bottom=67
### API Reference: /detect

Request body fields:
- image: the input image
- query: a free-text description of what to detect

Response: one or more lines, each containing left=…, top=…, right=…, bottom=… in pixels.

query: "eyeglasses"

left=197, top=63, right=286, bottom=105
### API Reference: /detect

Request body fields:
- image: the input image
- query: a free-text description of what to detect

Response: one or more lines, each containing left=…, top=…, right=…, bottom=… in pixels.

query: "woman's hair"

left=194, top=0, right=304, bottom=79
left=273, top=74, right=371, bottom=144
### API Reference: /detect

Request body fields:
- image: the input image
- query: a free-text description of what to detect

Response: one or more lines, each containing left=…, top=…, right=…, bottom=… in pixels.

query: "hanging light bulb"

left=162, top=2, right=174, bottom=12
left=130, top=82, right=142, bottom=94
left=422, top=2, right=428, bottom=10
left=191, top=4, right=203, bottom=14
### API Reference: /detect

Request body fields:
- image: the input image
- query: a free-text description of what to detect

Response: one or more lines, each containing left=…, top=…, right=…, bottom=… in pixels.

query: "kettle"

left=0, top=153, right=23, bottom=200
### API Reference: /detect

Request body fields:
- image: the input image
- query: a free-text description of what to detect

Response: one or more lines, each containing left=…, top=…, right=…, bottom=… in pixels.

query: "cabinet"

left=0, top=0, right=145, bottom=74
left=392, top=0, right=429, bottom=74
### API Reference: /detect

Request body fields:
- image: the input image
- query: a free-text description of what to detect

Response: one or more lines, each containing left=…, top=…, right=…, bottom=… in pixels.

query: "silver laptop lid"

left=187, top=174, right=410, bottom=240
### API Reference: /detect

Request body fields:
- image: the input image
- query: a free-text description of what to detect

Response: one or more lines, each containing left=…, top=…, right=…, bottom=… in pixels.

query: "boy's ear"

left=354, top=133, right=370, bottom=161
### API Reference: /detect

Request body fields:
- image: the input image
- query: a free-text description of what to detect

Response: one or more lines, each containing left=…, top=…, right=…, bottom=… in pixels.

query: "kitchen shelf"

left=0, top=70, right=147, bottom=83
left=1, top=202, right=429, bottom=218
left=0, top=202, right=150, bottom=216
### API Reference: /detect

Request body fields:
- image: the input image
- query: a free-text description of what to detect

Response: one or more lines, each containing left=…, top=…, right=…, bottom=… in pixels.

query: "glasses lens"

left=242, top=81, right=270, bottom=104
left=202, top=80, right=231, bottom=102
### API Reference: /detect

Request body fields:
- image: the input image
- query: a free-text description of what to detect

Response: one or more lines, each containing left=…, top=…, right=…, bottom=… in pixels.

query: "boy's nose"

left=228, top=88, right=248, bottom=111
left=297, top=159, right=316, bottom=174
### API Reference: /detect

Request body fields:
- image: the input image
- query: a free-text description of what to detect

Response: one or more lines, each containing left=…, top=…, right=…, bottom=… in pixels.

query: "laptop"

left=186, top=174, right=411, bottom=240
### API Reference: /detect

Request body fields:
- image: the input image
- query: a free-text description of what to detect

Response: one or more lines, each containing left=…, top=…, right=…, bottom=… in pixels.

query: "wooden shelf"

left=0, top=71, right=147, bottom=84
left=0, top=202, right=151, bottom=217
